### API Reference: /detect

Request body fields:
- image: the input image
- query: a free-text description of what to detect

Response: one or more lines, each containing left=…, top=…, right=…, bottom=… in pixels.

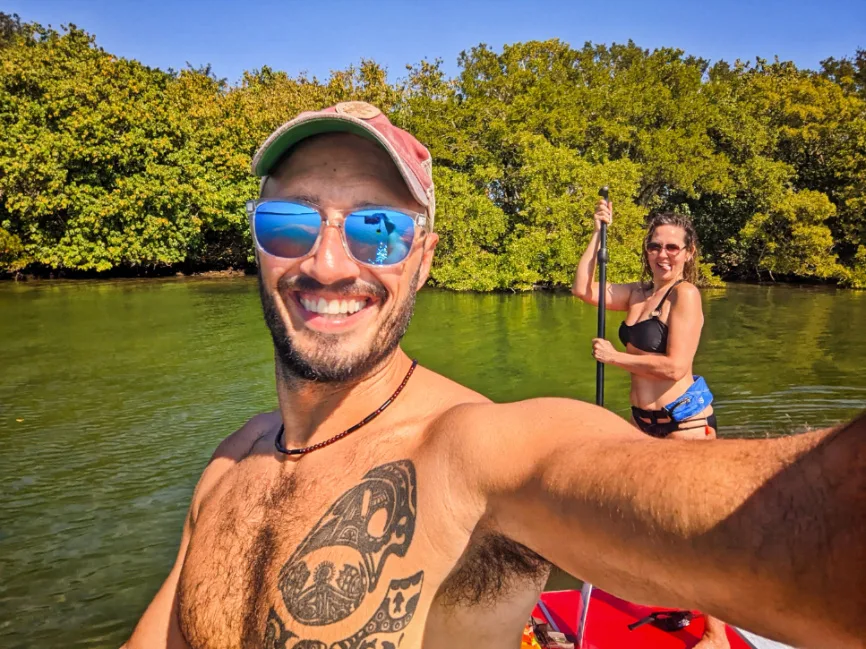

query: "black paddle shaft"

left=596, top=187, right=609, bottom=407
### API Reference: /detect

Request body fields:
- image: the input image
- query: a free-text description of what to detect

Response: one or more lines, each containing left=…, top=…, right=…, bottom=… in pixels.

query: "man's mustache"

left=277, top=274, right=388, bottom=301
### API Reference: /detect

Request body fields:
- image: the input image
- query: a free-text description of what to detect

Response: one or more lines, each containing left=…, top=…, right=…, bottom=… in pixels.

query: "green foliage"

left=0, top=15, right=863, bottom=289
left=821, top=49, right=866, bottom=99
left=740, top=189, right=839, bottom=280
left=0, top=18, right=397, bottom=274
left=841, top=246, right=866, bottom=288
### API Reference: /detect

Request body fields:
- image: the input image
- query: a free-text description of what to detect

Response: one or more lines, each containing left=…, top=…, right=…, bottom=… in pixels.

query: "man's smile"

left=286, top=290, right=381, bottom=332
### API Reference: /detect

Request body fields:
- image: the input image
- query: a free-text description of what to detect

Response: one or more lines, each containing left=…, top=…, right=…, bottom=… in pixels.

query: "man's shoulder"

left=434, top=396, right=595, bottom=422
left=189, top=411, right=280, bottom=520
left=211, top=410, right=281, bottom=463
left=426, top=397, right=606, bottom=453
left=421, top=397, right=623, bottom=500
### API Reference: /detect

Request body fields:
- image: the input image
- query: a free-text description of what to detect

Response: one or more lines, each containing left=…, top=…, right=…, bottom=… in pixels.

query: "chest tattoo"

left=261, top=460, right=423, bottom=649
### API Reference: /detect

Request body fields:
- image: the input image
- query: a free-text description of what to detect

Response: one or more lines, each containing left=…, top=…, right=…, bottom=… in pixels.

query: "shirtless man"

left=124, top=102, right=865, bottom=649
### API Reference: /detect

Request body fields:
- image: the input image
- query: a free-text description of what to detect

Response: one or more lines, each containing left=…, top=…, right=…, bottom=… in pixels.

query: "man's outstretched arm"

left=445, top=400, right=865, bottom=649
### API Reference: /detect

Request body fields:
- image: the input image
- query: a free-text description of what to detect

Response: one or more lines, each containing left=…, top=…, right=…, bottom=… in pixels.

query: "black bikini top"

left=618, top=280, right=683, bottom=354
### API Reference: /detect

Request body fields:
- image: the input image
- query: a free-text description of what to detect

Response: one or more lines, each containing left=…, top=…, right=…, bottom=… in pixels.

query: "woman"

left=573, top=199, right=729, bottom=648
left=573, top=199, right=716, bottom=439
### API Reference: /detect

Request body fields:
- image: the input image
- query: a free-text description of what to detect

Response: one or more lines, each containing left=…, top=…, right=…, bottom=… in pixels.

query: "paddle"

left=595, top=185, right=609, bottom=407
left=577, top=186, right=610, bottom=649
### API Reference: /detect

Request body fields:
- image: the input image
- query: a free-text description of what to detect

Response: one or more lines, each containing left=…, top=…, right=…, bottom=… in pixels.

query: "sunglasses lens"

left=344, top=209, right=416, bottom=265
left=647, top=242, right=662, bottom=253
left=666, top=244, right=681, bottom=253
left=254, top=201, right=321, bottom=258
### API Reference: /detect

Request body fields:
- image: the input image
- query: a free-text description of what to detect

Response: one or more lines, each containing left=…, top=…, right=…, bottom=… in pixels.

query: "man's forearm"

left=696, top=416, right=866, bottom=648
left=509, top=409, right=865, bottom=649
left=574, top=418, right=864, bottom=648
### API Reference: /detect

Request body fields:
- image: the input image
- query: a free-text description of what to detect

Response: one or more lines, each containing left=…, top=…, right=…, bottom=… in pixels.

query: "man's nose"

left=298, top=224, right=361, bottom=286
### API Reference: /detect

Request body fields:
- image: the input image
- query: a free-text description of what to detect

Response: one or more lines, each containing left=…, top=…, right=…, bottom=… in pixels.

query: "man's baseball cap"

left=251, top=101, right=436, bottom=229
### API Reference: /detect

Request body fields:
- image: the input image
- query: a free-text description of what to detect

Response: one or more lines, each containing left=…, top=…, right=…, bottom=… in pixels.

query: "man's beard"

left=258, top=269, right=420, bottom=384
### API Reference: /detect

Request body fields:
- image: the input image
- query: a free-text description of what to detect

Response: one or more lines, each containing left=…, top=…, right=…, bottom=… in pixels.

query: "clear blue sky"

left=8, top=0, right=865, bottom=85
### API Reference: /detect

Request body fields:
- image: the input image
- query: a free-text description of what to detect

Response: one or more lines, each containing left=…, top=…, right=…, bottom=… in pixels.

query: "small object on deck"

left=627, top=610, right=694, bottom=632
left=522, top=613, right=577, bottom=649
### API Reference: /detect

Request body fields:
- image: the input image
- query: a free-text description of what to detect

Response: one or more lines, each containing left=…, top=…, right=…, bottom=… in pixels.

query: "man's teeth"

left=300, top=296, right=368, bottom=315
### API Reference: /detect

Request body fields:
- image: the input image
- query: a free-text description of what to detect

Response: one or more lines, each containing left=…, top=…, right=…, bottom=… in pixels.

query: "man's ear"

left=416, top=232, right=439, bottom=288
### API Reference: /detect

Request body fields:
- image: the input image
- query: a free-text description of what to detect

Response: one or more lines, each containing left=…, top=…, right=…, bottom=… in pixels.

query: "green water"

left=1, top=278, right=865, bottom=648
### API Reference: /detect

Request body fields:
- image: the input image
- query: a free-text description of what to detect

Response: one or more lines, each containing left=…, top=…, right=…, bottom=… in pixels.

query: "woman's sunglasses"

left=246, top=200, right=428, bottom=267
left=646, top=242, right=684, bottom=255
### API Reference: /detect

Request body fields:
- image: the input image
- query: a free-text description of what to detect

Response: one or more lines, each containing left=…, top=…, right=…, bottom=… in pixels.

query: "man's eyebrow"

left=287, top=193, right=320, bottom=204
left=263, top=191, right=321, bottom=204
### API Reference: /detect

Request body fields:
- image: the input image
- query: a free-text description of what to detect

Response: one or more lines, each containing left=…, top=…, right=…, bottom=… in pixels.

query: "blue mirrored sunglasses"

left=246, top=200, right=428, bottom=267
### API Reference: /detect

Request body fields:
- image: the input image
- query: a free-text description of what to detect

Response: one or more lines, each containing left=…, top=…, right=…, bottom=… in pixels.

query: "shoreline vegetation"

left=1, top=13, right=864, bottom=290
left=7, top=269, right=852, bottom=296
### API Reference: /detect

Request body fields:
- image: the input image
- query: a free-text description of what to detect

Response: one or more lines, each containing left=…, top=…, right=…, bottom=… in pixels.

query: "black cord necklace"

left=274, top=359, right=418, bottom=456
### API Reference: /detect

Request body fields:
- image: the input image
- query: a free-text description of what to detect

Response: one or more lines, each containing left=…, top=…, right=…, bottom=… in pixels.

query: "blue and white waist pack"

left=664, top=375, right=714, bottom=421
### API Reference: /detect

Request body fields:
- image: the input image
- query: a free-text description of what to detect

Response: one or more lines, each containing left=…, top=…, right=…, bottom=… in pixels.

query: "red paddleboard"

left=531, top=588, right=755, bottom=649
